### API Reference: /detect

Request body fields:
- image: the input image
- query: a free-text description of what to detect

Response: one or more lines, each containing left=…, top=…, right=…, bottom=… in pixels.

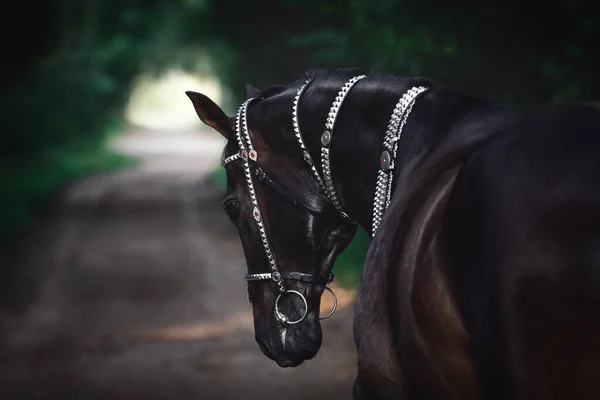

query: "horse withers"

left=187, top=68, right=600, bottom=399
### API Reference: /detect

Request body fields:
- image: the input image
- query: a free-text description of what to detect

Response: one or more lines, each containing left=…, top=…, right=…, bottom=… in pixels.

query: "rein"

left=222, top=76, right=428, bottom=325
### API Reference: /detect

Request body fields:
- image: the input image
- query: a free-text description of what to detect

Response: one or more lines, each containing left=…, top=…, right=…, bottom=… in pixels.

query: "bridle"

left=221, top=96, right=340, bottom=326
left=221, top=75, right=428, bottom=325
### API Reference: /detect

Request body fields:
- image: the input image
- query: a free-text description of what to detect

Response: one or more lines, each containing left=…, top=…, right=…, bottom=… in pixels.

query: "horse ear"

left=185, top=91, right=232, bottom=138
left=245, top=84, right=261, bottom=99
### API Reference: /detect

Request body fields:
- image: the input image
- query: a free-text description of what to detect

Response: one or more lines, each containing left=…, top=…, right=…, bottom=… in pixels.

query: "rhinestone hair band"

left=371, top=86, right=429, bottom=235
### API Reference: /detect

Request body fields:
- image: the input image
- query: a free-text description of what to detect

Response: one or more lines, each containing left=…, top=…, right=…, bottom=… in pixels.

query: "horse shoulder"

left=394, top=166, right=481, bottom=400
left=354, top=166, right=481, bottom=400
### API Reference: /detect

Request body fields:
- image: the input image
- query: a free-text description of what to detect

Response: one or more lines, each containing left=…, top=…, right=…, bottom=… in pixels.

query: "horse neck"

left=306, top=82, right=420, bottom=233
left=315, top=84, right=511, bottom=235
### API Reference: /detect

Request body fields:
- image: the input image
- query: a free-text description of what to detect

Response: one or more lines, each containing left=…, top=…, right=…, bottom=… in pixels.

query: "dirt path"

left=0, top=126, right=358, bottom=400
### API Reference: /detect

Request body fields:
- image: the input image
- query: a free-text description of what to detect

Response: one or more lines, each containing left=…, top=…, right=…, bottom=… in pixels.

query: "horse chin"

left=273, top=355, right=306, bottom=368
left=255, top=320, right=322, bottom=368
left=266, top=341, right=320, bottom=368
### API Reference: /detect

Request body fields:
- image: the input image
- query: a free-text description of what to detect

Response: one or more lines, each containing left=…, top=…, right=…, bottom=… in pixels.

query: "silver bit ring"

left=319, top=286, right=337, bottom=320
left=274, top=290, right=308, bottom=325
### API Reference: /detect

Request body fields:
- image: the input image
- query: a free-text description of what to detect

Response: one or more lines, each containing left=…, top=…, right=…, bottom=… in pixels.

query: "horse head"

left=186, top=78, right=357, bottom=367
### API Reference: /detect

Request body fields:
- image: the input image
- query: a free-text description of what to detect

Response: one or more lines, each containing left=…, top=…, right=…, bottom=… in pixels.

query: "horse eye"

left=223, top=199, right=241, bottom=223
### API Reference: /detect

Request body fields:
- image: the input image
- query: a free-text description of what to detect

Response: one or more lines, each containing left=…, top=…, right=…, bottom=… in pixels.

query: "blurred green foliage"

left=2, top=1, right=207, bottom=159
left=1, top=1, right=209, bottom=245
left=332, top=227, right=371, bottom=288
left=197, top=0, right=600, bottom=109
left=0, top=137, right=136, bottom=245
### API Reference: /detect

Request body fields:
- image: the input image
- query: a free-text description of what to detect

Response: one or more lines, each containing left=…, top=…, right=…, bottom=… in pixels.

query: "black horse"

left=187, top=68, right=600, bottom=399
